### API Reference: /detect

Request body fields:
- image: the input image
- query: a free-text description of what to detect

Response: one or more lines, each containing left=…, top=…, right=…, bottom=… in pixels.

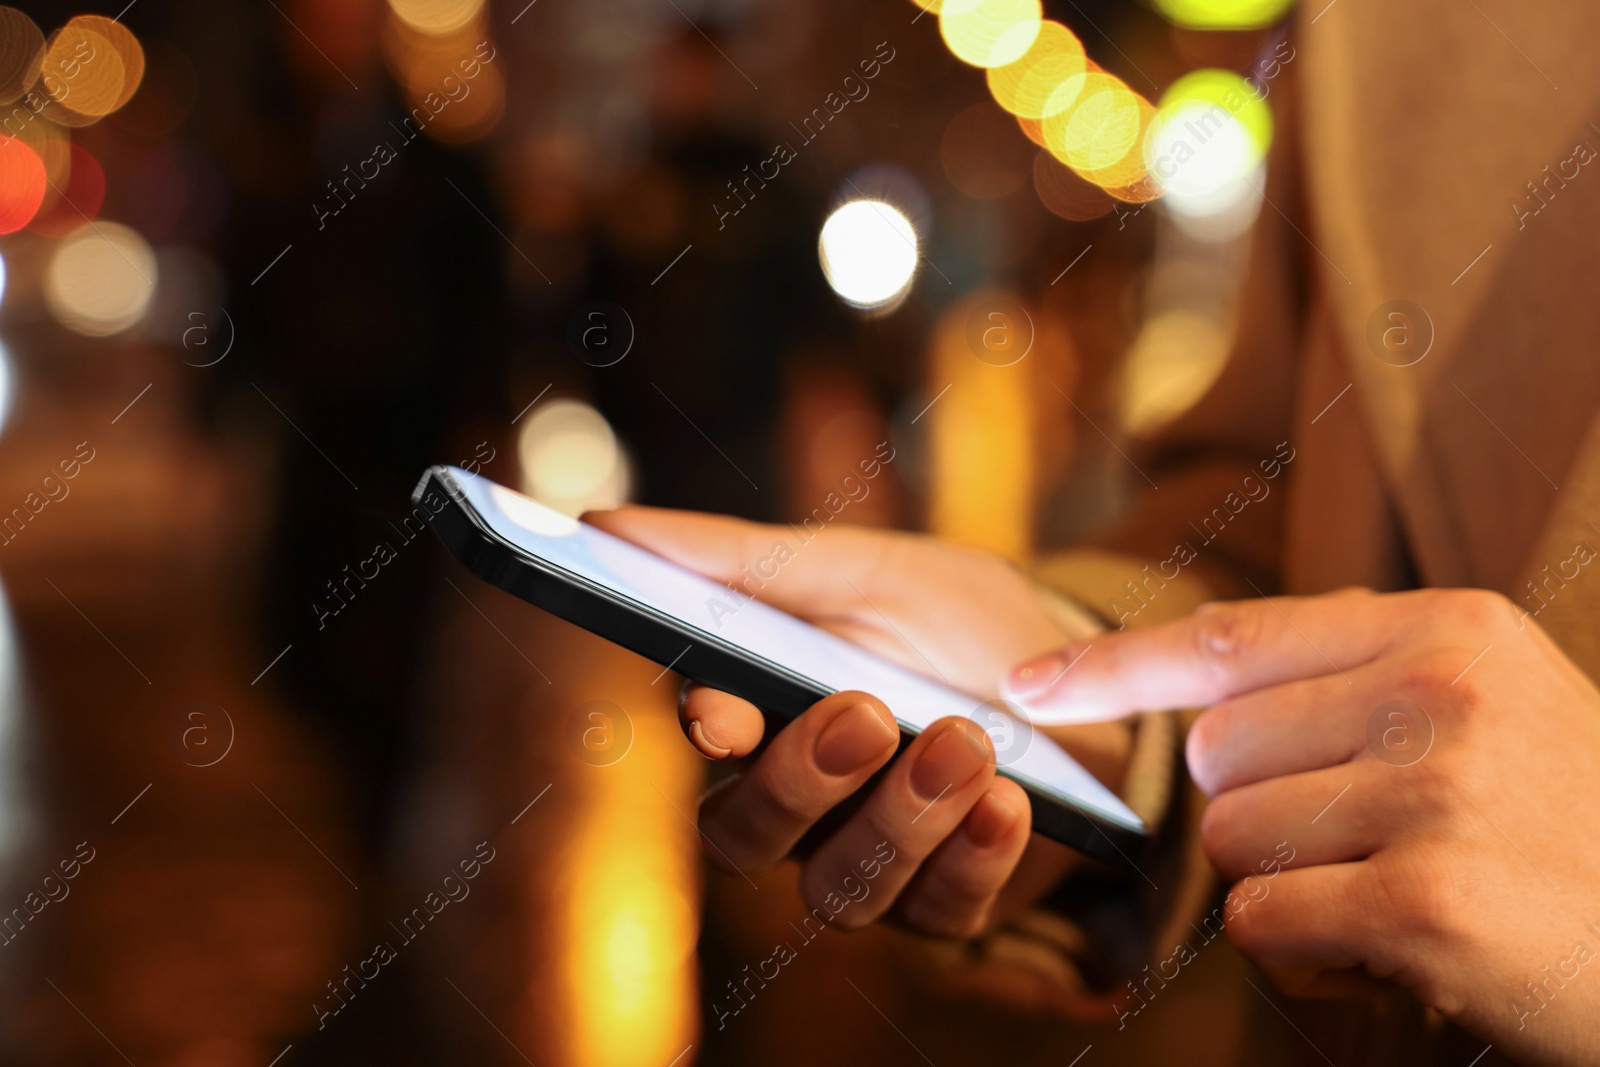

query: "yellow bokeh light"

left=985, top=21, right=1087, bottom=119
left=939, top=0, right=1043, bottom=70
left=1155, top=68, right=1273, bottom=163
left=1043, top=73, right=1144, bottom=175
left=1073, top=93, right=1156, bottom=189
left=926, top=292, right=1038, bottom=561
left=44, top=222, right=157, bottom=337
left=562, top=686, right=699, bottom=1067
left=387, top=0, right=486, bottom=37
left=1153, top=0, right=1295, bottom=30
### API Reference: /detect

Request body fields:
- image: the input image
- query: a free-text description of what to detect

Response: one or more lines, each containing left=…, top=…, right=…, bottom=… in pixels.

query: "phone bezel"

left=414, top=465, right=1149, bottom=864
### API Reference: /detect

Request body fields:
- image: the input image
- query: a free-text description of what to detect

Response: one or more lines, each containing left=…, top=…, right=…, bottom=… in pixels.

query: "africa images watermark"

left=313, top=40, right=499, bottom=230
left=1509, top=140, right=1597, bottom=231
left=311, top=441, right=495, bottom=630
left=313, top=839, right=498, bottom=1029
left=0, top=841, right=97, bottom=949
left=1510, top=919, right=1600, bottom=1031
left=704, top=440, right=897, bottom=629
left=1, top=34, right=96, bottom=141
left=1515, top=538, right=1597, bottom=628
left=1115, top=839, right=1296, bottom=1028
left=712, top=40, right=898, bottom=230
left=710, top=840, right=898, bottom=1031
left=0, top=441, right=98, bottom=549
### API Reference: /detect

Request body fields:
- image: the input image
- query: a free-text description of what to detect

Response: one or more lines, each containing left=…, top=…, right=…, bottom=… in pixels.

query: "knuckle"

left=749, top=770, right=818, bottom=829
left=1440, top=588, right=1512, bottom=632
left=1192, top=603, right=1267, bottom=665
left=1373, top=853, right=1466, bottom=944
left=1395, top=650, right=1461, bottom=698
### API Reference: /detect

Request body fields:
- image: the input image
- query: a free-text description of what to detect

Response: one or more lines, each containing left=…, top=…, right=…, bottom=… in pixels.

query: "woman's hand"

left=585, top=506, right=1132, bottom=941
left=1005, top=587, right=1600, bottom=1066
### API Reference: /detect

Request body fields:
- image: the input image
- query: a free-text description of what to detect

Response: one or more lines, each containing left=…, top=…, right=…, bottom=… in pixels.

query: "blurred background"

left=0, top=0, right=1302, bottom=1062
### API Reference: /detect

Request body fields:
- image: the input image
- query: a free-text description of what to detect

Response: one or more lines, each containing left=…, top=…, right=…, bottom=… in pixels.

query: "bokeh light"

left=939, top=0, right=1043, bottom=69
left=65, top=16, right=144, bottom=112
left=0, top=136, right=46, bottom=233
left=1153, top=0, right=1295, bottom=30
left=0, top=7, right=44, bottom=103
left=985, top=21, right=1086, bottom=119
left=1120, top=309, right=1232, bottom=434
left=920, top=0, right=1167, bottom=206
left=517, top=399, right=633, bottom=515
left=381, top=13, right=504, bottom=144
left=1146, top=69, right=1270, bottom=237
left=1043, top=73, right=1143, bottom=172
left=387, top=0, right=486, bottom=36
left=43, top=222, right=159, bottom=336
left=818, top=199, right=920, bottom=310
left=1154, top=68, right=1272, bottom=162
left=41, top=24, right=126, bottom=123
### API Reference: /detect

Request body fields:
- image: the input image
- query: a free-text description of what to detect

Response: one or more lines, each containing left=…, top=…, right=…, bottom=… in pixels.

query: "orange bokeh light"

left=65, top=15, right=146, bottom=112
left=41, top=24, right=126, bottom=124
left=985, top=21, right=1087, bottom=120
left=0, top=135, right=47, bottom=233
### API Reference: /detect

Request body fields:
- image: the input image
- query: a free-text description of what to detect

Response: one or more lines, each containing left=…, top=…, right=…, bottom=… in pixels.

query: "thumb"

left=582, top=505, right=878, bottom=617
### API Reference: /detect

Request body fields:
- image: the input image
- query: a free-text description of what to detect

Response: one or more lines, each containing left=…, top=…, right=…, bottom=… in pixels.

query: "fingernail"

left=963, top=791, right=1020, bottom=849
left=911, top=722, right=988, bottom=801
left=814, top=701, right=898, bottom=776
left=688, top=718, right=732, bottom=759
left=1005, top=645, right=1080, bottom=698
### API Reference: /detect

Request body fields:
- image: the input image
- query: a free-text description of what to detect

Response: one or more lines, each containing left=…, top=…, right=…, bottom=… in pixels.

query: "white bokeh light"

left=517, top=398, right=632, bottom=516
left=818, top=199, right=919, bottom=310
left=1145, top=102, right=1264, bottom=241
left=0, top=344, right=11, bottom=441
left=43, top=223, right=158, bottom=337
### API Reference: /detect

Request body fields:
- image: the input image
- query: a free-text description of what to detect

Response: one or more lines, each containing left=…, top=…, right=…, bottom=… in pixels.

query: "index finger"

left=1000, top=590, right=1392, bottom=723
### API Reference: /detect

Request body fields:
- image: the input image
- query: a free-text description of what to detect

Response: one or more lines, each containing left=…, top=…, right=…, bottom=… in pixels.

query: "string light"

left=921, top=0, right=1286, bottom=207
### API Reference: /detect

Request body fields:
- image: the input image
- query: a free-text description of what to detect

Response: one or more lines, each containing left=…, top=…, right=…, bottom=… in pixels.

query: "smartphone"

left=413, top=466, right=1148, bottom=863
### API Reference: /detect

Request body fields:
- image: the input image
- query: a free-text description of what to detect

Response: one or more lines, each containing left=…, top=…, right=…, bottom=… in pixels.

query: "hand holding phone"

left=415, top=467, right=1146, bottom=937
